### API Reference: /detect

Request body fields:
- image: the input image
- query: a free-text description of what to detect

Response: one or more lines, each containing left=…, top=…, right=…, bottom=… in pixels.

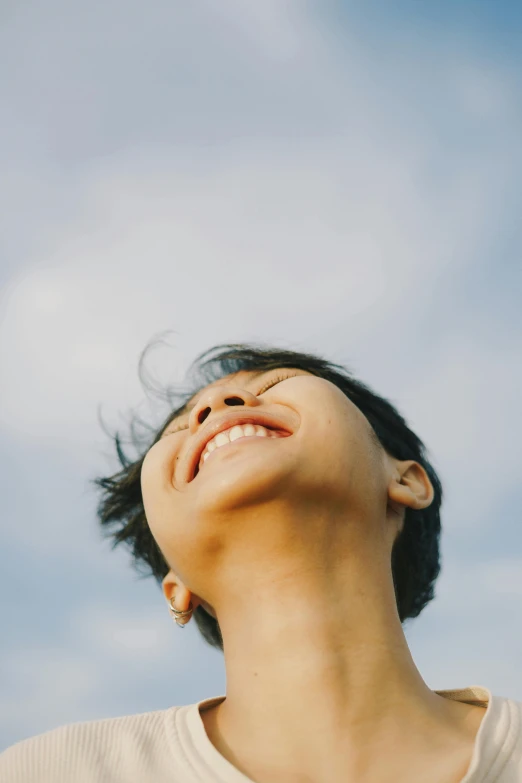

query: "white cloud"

left=74, top=604, right=181, bottom=663
left=0, top=594, right=226, bottom=749
left=206, top=0, right=309, bottom=61
left=408, top=554, right=522, bottom=699
left=433, top=557, right=522, bottom=613
left=1, top=115, right=517, bottom=449
left=481, top=558, right=522, bottom=598
left=0, top=647, right=102, bottom=744
left=397, top=331, right=522, bottom=531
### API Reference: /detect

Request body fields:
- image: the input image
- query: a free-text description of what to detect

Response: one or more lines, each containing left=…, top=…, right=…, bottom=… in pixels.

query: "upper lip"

left=184, top=409, right=294, bottom=483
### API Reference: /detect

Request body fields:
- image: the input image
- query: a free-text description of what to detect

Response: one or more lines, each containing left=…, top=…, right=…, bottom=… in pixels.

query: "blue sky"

left=1, top=0, right=521, bottom=750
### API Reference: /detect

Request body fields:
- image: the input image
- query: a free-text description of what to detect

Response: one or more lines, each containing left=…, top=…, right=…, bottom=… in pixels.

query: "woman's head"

left=93, top=341, right=443, bottom=651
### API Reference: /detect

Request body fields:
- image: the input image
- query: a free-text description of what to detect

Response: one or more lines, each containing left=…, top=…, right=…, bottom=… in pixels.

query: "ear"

left=388, top=460, right=434, bottom=513
left=161, top=570, right=217, bottom=619
left=162, top=570, right=193, bottom=612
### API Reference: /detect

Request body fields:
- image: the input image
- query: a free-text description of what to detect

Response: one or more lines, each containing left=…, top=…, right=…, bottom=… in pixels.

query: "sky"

left=1, top=0, right=521, bottom=751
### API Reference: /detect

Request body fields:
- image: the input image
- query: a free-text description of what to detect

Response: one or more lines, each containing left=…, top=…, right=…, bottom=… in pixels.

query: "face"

left=141, top=367, right=397, bottom=610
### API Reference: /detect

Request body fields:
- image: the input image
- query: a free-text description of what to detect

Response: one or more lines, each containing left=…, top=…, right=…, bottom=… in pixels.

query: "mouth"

left=185, top=411, right=295, bottom=484
left=192, top=427, right=289, bottom=481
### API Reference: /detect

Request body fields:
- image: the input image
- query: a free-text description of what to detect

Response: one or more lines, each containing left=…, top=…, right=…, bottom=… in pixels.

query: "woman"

left=2, top=341, right=520, bottom=782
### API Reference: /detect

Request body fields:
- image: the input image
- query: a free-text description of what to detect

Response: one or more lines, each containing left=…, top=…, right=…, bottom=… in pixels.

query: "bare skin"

left=141, top=368, right=487, bottom=783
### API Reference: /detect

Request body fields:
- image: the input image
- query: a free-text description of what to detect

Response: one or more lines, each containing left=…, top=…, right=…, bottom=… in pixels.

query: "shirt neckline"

left=172, top=685, right=516, bottom=783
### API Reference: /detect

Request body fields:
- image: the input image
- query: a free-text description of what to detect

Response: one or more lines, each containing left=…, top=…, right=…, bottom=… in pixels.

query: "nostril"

left=197, top=399, right=245, bottom=425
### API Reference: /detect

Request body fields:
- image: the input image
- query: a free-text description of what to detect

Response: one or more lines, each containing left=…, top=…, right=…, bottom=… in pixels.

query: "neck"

left=203, top=547, right=471, bottom=783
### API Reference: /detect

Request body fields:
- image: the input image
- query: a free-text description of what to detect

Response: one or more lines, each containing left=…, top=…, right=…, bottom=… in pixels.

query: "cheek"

left=141, top=443, right=201, bottom=570
left=141, top=448, right=159, bottom=509
left=302, top=411, right=379, bottom=505
left=141, top=444, right=177, bottom=534
left=142, top=438, right=179, bottom=491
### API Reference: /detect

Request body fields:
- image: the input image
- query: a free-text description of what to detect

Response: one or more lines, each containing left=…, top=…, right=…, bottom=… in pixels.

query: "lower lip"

left=194, top=434, right=281, bottom=479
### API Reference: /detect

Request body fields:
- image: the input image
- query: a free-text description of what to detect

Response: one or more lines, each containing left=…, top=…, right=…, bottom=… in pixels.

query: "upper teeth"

left=199, top=423, right=277, bottom=467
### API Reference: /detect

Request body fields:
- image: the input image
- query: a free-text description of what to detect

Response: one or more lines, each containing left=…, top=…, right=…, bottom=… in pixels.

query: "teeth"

left=199, top=423, right=275, bottom=468
left=214, top=431, right=231, bottom=448
left=229, top=424, right=248, bottom=442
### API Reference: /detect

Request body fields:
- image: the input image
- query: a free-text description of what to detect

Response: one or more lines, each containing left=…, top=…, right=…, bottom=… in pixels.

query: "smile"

left=194, top=424, right=286, bottom=479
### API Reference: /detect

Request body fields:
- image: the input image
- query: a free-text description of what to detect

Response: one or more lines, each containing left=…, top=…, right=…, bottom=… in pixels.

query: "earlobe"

left=161, top=571, right=217, bottom=620
left=162, top=570, right=215, bottom=618
left=162, top=571, right=195, bottom=627
left=161, top=569, right=179, bottom=603
left=161, top=569, right=193, bottom=608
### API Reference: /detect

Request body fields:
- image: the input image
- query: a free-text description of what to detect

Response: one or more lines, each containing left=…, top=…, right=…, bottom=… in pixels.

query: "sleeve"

left=0, top=734, right=60, bottom=783
left=0, top=724, right=101, bottom=783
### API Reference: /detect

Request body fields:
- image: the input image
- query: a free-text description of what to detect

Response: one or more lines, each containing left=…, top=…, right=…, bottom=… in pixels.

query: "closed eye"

left=256, top=373, right=298, bottom=395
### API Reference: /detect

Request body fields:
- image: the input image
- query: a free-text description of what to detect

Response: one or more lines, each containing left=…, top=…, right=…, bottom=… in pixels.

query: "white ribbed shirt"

left=1, top=685, right=521, bottom=782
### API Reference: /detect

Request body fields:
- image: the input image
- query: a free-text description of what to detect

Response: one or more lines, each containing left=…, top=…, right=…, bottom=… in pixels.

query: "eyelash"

left=256, top=374, right=293, bottom=395
left=163, top=373, right=296, bottom=436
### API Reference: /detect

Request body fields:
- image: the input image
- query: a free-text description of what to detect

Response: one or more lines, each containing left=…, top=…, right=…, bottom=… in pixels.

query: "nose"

left=188, top=385, right=262, bottom=431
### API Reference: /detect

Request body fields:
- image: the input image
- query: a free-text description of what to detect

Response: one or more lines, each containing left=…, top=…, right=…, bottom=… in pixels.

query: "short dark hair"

left=91, top=337, right=443, bottom=651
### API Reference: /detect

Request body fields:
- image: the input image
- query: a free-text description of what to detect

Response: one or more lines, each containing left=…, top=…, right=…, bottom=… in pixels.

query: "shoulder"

left=0, top=706, right=183, bottom=783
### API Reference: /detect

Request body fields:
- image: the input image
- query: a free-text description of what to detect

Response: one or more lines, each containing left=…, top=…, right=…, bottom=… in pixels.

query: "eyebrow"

left=158, top=369, right=271, bottom=439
